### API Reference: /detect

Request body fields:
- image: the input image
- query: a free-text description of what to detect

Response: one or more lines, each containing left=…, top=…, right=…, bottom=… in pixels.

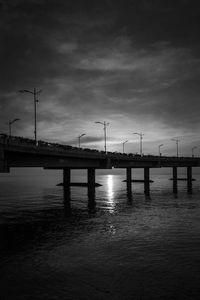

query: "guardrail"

left=0, top=133, right=199, bottom=161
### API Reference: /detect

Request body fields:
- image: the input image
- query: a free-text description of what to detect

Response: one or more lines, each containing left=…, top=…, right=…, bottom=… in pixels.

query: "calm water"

left=1, top=168, right=200, bottom=299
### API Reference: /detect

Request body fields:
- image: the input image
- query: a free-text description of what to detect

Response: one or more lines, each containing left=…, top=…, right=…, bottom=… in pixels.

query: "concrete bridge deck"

left=1, top=134, right=200, bottom=198
left=1, top=134, right=200, bottom=171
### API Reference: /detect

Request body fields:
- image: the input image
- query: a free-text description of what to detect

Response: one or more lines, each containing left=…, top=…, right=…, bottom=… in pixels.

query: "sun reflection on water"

left=106, top=175, right=115, bottom=213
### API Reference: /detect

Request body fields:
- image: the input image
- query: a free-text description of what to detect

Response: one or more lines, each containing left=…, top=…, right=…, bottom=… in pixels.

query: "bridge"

left=1, top=134, right=200, bottom=203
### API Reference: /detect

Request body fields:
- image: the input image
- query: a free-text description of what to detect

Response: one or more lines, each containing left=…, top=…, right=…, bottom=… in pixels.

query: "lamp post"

left=122, top=140, right=128, bottom=154
left=19, top=88, right=42, bottom=145
left=95, top=121, right=109, bottom=153
left=171, top=138, right=180, bottom=157
left=78, top=133, right=86, bottom=148
left=133, top=132, right=144, bottom=156
left=192, top=146, right=197, bottom=157
left=8, top=118, right=20, bottom=137
left=158, top=144, right=164, bottom=156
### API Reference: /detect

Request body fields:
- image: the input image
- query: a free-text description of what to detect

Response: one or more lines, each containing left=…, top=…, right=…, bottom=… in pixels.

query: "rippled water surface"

left=1, top=168, right=200, bottom=299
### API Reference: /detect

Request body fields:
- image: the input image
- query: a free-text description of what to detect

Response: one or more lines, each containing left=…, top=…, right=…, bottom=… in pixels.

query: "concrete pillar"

left=63, top=168, right=71, bottom=186
left=144, top=167, right=150, bottom=195
left=173, top=166, right=177, bottom=194
left=187, top=166, right=192, bottom=194
left=87, top=168, right=96, bottom=209
left=126, top=167, right=132, bottom=193
left=63, top=168, right=71, bottom=215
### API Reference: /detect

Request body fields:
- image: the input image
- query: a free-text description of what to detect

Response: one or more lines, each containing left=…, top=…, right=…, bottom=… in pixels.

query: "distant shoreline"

left=123, top=179, right=154, bottom=183
left=169, top=178, right=196, bottom=181
left=57, top=182, right=102, bottom=187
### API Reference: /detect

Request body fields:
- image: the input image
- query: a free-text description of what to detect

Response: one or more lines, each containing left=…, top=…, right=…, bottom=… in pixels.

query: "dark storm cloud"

left=1, top=0, right=200, bottom=154
left=69, top=39, right=200, bottom=128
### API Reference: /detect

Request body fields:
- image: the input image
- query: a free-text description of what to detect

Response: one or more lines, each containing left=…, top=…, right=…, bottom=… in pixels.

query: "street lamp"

left=78, top=133, right=86, bottom=148
left=171, top=138, right=180, bottom=157
left=133, top=132, right=144, bottom=156
left=8, top=118, right=20, bottom=137
left=19, top=88, right=42, bottom=145
left=158, top=144, right=164, bottom=156
left=192, top=146, right=197, bottom=157
left=122, top=140, right=128, bottom=154
left=95, top=121, right=109, bottom=153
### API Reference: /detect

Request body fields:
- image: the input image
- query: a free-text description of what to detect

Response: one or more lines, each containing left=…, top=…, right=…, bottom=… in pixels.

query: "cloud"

left=1, top=0, right=200, bottom=155
left=73, top=38, right=199, bottom=83
left=56, top=42, right=78, bottom=54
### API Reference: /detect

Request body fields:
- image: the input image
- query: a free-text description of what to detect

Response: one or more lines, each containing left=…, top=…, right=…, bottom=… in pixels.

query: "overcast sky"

left=1, top=0, right=200, bottom=156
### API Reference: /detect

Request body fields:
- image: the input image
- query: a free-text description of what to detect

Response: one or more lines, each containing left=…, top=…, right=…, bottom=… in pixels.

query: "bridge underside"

left=1, top=151, right=111, bottom=171
left=1, top=155, right=199, bottom=173
left=0, top=148, right=198, bottom=199
left=0, top=145, right=200, bottom=173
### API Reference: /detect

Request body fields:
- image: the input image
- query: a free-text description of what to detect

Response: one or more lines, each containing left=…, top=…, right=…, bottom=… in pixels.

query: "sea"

left=1, top=167, right=200, bottom=300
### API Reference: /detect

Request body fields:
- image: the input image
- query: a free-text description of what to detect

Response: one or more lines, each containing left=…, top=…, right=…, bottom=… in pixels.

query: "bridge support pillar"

left=172, top=167, right=178, bottom=194
left=126, top=167, right=132, bottom=193
left=63, top=168, right=71, bottom=215
left=144, top=167, right=150, bottom=195
left=88, top=168, right=96, bottom=209
left=63, top=168, right=71, bottom=186
left=187, top=166, right=192, bottom=194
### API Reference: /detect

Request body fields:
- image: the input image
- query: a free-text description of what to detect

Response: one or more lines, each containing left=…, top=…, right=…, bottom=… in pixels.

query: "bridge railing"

left=1, top=133, right=199, bottom=161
